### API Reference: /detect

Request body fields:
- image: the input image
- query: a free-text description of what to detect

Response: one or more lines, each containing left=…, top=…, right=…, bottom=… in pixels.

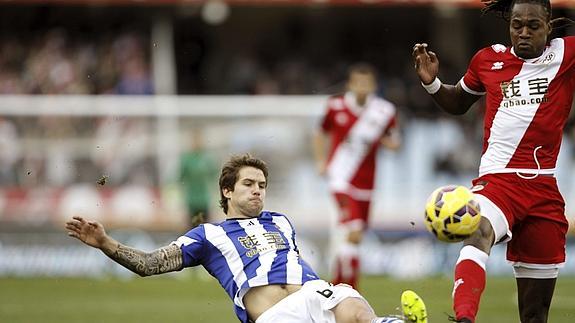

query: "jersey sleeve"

left=461, top=50, right=486, bottom=96
left=170, top=225, right=206, bottom=267
left=564, top=36, right=575, bottom=83
left=319, top=99, right=336, bottom=132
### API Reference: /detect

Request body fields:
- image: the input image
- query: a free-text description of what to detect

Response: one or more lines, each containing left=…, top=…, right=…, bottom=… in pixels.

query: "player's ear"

left=223, top=187, right=233, bottom=199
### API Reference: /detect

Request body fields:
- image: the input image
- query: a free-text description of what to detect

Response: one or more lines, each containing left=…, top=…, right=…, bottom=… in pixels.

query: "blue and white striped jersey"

left=171, top=211, right=319, bottom=323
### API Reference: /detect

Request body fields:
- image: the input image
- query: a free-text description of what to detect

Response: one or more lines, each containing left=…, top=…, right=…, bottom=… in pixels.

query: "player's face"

left=347, top=72, right=377, bottom=98
left=509, top=3, right=551, bottom=59
left=223, top=166, right=266, bottom=218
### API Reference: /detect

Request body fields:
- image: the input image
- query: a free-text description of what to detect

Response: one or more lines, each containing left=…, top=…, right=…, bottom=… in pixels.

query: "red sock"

left=332, top=243, right=360, bottom=289
left=453, top=246, right=488, bottom=323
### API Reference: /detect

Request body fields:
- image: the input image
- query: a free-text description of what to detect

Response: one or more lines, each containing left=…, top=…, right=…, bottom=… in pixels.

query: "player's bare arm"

left=65, top=216, right=183, bottom=276
left=312, top=130, right=329, bottom=175
left=107, top=243, right=183, bottom=277
left=413, top=43, right=480, bottom=115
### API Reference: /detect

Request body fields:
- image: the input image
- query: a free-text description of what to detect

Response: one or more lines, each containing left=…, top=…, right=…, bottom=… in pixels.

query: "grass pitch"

left=1, top=274, right=574, bottom=322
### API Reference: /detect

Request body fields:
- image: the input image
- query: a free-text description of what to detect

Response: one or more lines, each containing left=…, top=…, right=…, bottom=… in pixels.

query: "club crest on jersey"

left=335, top=112, right=349, bottom=125
left=541, top=52, right=555, bottom=65
left=491, top=62, right=504, bottom=70
left=491, top=44, right=507, bottom=53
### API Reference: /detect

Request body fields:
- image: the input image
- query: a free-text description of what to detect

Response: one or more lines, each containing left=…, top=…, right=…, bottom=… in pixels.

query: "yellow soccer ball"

left=424, top=185, right=481, bottom=243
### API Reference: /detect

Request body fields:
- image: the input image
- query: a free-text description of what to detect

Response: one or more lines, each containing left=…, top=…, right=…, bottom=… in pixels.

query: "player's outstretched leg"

left=401, top=290, right=428, bottom=323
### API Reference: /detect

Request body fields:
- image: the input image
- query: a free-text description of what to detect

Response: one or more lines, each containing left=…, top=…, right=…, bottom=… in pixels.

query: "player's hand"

left=412, top=43, right=439, bottom=85
left=65, top=216, right=108, bottom=249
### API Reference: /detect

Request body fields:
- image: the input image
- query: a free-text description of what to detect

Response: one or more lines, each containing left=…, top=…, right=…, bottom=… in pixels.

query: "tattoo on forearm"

left=108, top=244, right=183, bottom=276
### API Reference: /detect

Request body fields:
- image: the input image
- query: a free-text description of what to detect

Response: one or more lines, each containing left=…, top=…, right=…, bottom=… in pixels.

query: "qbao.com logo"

left=501, top=96, right=549, bottom=108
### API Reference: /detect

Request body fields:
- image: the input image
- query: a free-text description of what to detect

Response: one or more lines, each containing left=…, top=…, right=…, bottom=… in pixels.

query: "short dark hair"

left=218, top=154, right=269, bottom=214
left=347, top=62, right=378, bottom=80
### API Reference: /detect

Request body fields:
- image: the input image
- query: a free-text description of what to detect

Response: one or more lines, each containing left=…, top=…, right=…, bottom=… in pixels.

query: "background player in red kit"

left=413, top=0, right=574, bottom=322
left=313, top=63, right=401, bottom=290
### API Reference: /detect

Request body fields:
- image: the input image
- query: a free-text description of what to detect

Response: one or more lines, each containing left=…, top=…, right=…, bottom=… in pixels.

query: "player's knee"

left=464, top=217, right=495, bottom=252
left=520, top=291, right=552, bottom=323
left=332, top=297, right=374, bottom=323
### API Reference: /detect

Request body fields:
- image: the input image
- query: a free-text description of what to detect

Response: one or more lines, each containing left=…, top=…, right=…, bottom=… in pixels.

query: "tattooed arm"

left=65, top=216, right=183, bottom=276
left=102, top=243, right=182, bottom=277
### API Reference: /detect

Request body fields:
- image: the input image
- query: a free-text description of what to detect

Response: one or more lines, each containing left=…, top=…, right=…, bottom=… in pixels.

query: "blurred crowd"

left=0, top=115, right=156, bottom=188
left=0, top=28, right=156, bottom=189
left=0, top=30, right=153, bottom=95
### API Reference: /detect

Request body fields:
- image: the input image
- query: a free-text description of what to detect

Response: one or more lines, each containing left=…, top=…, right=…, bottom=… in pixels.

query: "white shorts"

left=255, top=279, right=364, bottom=323
left=473, top=194, right=512, bottom=244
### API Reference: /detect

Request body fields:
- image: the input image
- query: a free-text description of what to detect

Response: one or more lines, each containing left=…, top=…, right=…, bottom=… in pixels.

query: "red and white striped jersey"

left=461, top=36, right=575, bottom=177
left=320, top=92, right=396, bottom=199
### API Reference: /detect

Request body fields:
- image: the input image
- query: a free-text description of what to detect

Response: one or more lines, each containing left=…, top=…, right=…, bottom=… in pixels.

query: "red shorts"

left=471, top=173, right=568, bottom=266
left=333, top=192, right=371, bottom=231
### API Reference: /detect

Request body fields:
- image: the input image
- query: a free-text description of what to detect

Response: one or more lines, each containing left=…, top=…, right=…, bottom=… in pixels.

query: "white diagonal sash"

left=328, top=99, right=394, bottom=192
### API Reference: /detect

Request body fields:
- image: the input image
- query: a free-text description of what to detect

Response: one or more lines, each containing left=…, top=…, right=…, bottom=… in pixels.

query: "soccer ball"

left=424, top=185, right=481, bottom=243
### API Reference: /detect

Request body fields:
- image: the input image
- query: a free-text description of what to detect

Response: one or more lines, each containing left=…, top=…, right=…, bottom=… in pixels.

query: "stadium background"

left=0, top=0, right=574, bottom=322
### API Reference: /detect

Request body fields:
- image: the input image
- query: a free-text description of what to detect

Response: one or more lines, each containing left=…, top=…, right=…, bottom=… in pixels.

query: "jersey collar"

left=510, top=44, right=550, bottom=64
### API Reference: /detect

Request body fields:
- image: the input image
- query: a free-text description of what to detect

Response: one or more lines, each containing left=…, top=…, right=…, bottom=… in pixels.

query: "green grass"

left=1, top=274, right=575, bottom=322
